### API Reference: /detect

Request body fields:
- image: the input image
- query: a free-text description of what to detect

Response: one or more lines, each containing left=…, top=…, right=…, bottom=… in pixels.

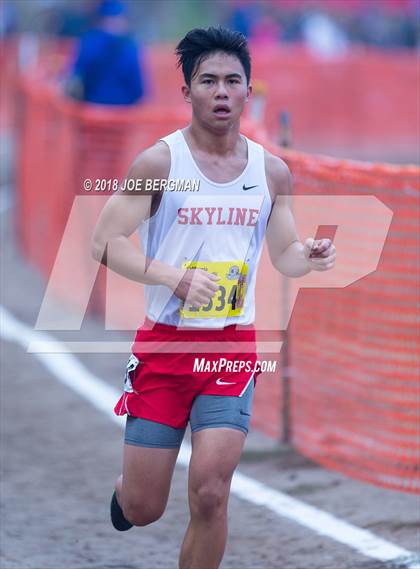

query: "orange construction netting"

left=269, top=144, right=420, bottom=494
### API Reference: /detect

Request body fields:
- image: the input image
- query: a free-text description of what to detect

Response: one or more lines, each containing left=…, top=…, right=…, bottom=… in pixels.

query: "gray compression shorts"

left=124, top=379, right=254, bottom=449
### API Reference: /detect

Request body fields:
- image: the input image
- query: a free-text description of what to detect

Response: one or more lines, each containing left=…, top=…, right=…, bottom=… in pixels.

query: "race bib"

left=179, top=260, right=248, bottom=319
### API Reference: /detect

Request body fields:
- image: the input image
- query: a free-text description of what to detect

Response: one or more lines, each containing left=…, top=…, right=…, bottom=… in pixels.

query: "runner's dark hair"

left=175, top=27, right=251, bottom=86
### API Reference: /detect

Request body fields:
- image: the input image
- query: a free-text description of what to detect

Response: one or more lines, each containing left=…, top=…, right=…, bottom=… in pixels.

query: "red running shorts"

left=114, top=318, right=258, bottom=429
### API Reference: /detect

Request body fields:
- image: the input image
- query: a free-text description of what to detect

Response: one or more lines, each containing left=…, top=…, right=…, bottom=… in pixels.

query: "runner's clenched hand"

left=173, top=269, right=220, bottom=309
left=303, top=238, right=336, bottom=271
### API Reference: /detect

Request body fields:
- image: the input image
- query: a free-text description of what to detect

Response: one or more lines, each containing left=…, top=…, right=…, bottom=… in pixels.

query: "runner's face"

left=182, top=52, right=251, bottom=129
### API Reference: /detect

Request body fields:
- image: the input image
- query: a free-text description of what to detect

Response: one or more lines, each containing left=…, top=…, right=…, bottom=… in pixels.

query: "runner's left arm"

left=265, top=152, right=336, bottom=277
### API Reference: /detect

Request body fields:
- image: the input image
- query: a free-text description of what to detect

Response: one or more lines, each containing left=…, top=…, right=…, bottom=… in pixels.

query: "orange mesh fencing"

left=13, top=67, right=420, bottom=494
left=263, top=141, right=420, bottom=493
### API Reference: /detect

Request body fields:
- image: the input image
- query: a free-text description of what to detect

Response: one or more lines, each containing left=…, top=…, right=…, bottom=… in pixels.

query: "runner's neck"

left=184, top=122, right=244, bottom=158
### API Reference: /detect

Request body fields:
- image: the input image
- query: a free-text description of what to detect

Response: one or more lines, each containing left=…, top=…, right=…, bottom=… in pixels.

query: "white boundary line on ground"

left=1, top=305, right=419, bottom=569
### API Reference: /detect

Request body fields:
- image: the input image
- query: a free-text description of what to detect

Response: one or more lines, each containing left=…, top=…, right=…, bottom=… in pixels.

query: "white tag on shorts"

left=124, top=354, right=140, bottom=393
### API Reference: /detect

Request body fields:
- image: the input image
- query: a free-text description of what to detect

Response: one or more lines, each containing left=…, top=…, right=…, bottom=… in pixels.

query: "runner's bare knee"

left=190, top=479, right=229, bottom=520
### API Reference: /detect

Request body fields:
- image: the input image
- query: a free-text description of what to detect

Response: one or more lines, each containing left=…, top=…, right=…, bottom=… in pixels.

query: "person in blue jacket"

left=69, top=0, right=145, bottom=105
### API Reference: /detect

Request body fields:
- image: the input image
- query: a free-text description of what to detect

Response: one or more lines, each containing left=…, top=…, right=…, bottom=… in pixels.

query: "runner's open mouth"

left=213, top=105, right=231, bottom=115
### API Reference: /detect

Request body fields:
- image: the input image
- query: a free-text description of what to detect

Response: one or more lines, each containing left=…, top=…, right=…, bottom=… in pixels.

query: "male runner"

left=91, top=27, right=335, bottom=569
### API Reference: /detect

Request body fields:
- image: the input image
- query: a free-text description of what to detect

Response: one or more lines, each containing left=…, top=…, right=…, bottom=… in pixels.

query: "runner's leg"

left=114, top=417, right=186, bottom=527
left=179, top=380, right=254, bottom=567
left=179, top=427, right=246, bottom=569
left=116, top=444, right=180, bottom=526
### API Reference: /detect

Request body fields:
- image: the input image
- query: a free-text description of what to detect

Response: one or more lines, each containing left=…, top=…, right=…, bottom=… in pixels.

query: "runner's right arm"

left=91, top=142, right=219, bottom=308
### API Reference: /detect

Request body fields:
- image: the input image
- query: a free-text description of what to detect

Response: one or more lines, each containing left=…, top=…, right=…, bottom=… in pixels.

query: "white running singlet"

left=139, top=129, right=272, bottom=328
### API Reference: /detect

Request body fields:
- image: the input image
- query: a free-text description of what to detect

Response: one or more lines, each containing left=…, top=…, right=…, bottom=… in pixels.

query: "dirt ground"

left=1, top=180, right=419, bottom=569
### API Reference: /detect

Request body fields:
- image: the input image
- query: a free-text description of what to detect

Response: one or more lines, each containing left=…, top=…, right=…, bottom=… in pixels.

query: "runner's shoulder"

left=263, top=149, right=292, bottom=198
left=122, top=141, right=170, bottom=195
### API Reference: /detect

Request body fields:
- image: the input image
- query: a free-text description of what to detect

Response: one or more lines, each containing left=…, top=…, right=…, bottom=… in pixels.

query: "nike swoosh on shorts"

left=216, top=378, right=236, bottom=385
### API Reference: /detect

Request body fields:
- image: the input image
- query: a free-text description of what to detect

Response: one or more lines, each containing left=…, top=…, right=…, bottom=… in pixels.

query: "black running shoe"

left=110, top=490, right=133, bottom=531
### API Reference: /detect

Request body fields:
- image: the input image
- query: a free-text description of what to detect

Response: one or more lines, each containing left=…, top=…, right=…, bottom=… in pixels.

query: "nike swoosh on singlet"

left=216, top=378, right=236, bottom=385
left=242, top=184, right=259, bottom=191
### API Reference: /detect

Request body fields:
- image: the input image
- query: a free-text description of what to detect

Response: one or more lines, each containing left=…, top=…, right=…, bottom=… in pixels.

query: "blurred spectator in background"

left=227, top=0, right=280, bottom=44
left=0, top=0, right=17, bottom=37
left=57, top=0, right=94, bottom=38
left=301, top=8, right=349, bottom=59
left=226, top=0, right=419, bottom=52
left=65, top=0, right=145, bottom=105
left=228, top=0, right=258, bottom=38
left=357, top=1, right=419, bottom=48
